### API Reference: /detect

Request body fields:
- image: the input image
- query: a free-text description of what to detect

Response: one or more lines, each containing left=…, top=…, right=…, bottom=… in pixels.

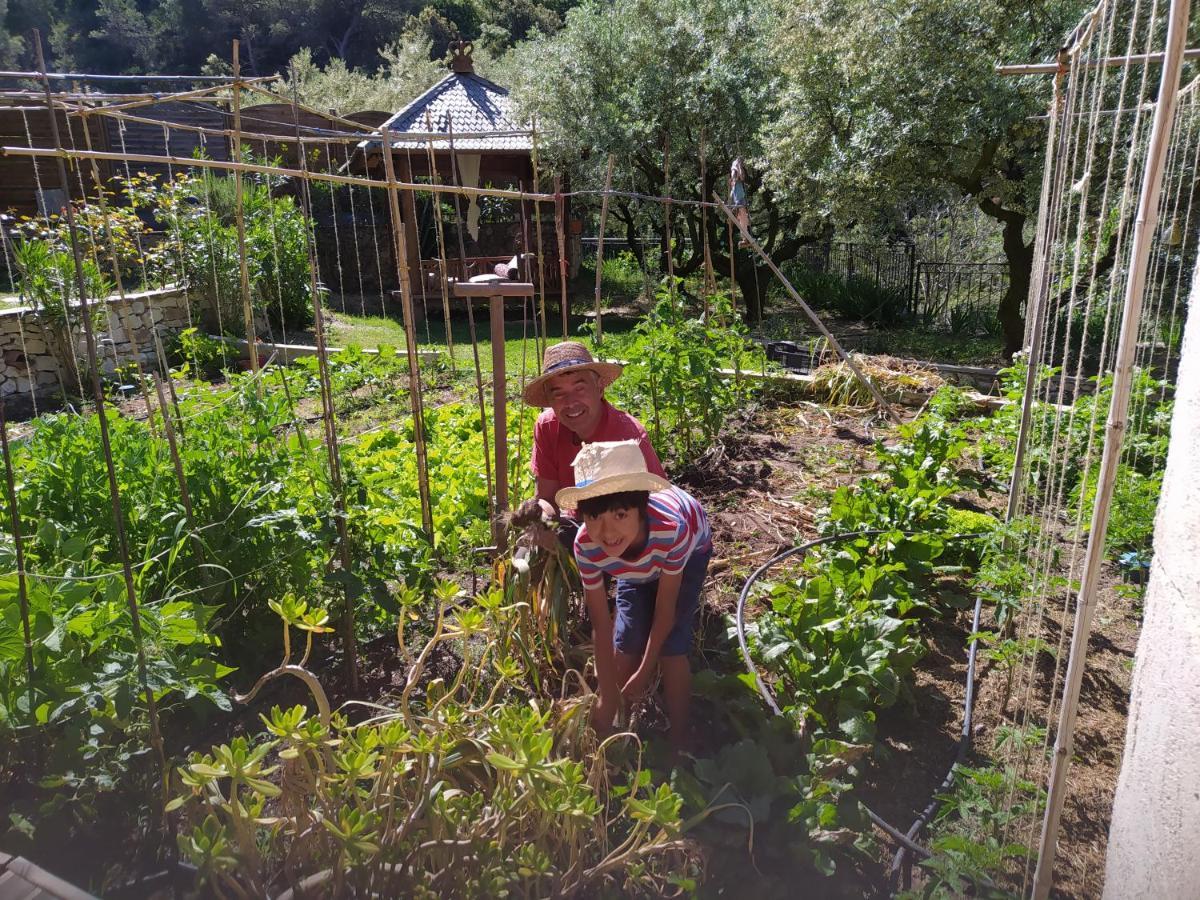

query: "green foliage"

left=908, top=733, right=1046, bottom=898
left=136, top=167, right=314, bottom=335
left=170, top=592, right=696, bottom=897
left=602, top=287, right=765, bottom=469
left=168, top=327, right=231, bottom=379
left=790, top=267, right=913, bottom=326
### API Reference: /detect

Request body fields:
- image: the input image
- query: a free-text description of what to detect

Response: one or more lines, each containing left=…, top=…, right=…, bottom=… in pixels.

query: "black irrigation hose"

left=735, top=529, right=988, bottom=884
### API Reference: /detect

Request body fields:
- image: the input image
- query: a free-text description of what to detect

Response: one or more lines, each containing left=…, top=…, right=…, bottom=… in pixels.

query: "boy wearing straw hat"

left=515, top=341, right=666, bottom=547
left=557, top=440, right=713, bottom=752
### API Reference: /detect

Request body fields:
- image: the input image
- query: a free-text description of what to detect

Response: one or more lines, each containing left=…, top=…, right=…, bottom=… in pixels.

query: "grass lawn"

left=327, top=305, right=640, bottom=375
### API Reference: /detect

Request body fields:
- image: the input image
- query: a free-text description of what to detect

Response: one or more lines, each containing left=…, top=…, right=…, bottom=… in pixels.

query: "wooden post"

left=1032, top=1, right=1193, bottom=895
left=700, top=129, right=715, bottom=315
left=663, top=131, right=674, bottom=295
left=445, top=114, right=496, bottom=527
left=230, top=41, right=260, bottom=383
left=490, top=294, right=509, bottom=522
left=32, top=28, right=167, bottom=807
left=713, top=192, right=900, bottom=423
left=554, top=176, right=569, bottom=339
left=423, top=111, right=455, bottom=373
left=593, top=154, right=615, bottom=343
left=531, top=118, right=549, bottom=344
left=378, top=132, right=435, bottom=542
left=290, top=79, right=359, bottom=690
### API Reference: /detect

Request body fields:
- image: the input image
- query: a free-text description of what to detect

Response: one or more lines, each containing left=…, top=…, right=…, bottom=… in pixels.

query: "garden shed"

left=357, top=41, right=570, bottom=300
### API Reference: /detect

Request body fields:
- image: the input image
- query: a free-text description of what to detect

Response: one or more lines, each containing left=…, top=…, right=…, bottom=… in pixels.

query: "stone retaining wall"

left=0, top=286, right=194, bottom=399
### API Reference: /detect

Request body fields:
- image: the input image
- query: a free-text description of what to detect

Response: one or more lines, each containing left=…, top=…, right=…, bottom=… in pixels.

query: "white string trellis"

left=996, top=0, right=1196, bottom=895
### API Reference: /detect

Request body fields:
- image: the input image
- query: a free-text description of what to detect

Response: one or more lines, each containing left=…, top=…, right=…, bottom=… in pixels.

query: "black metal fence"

left=794, top=240, right=1009, bottom=329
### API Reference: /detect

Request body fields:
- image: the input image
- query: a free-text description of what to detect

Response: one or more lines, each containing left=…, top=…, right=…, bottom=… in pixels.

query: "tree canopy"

left=760, top=0, right=1088, bottom=351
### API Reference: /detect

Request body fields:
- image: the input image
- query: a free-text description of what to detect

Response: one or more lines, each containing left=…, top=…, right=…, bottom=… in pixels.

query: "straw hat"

left=522, top=341, right=623, bottom=407
left=555, top=440, right=671, bottom=509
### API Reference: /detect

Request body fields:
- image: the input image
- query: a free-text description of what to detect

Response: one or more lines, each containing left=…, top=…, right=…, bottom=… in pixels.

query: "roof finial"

left=449, top=40, right=474, bottom=74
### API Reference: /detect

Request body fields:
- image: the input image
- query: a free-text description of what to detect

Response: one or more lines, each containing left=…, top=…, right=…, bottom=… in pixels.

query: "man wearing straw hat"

left=556, top=440, right=712, bottom=752
left=515, top=341, right=666, bottom=546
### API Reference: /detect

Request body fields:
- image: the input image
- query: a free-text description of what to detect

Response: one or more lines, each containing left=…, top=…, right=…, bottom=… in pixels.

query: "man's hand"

left=621, top=667, right=654, bottom=704
left=513, top=498, right=561, bottom=552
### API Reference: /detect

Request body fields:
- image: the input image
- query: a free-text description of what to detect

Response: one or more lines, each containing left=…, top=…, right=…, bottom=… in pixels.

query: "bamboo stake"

left=72, top=77, right=273, bottom=116
left=517, top=180, right=542, bottom=363
left=422, top=113, right=456, bottom=374
left=712, top=192, right=900, bottom=422
left=663, top=132, right=675, bottom=295
left=0, top=404, right=36, bottom=731
left=231, top=43, right=260, bottom=385
left=554, top=176, right=569, bottom=339
left=75, top=106, right=163, bottom=438
left=593, top=154, right=615, bottom=343
left=1032, top=1, right=1193, bottom=895
left=700, top=129, right=715, bottom=315
left=1, top=144, right=557, bottom=202
left=290, top=80, right=359, bottom=691
left=444, top=114, right=495, bottom=529
left=531, top=118, right=550, bottom=345
left=152, top=374, right=196, bottom=527
left=1008, top=58, right=1070, bottom=523
left=32, top=27, right=168, bottom=813
left=0, top=68, right=239, bottom=83
left=240, top=80, right=379, bottom=136
left=997, top=46, right=1200, bottom=75
left=378, top=127, right=435, bottom=541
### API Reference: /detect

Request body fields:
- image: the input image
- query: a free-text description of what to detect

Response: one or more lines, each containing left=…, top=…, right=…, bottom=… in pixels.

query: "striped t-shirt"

left=574, top=487, right=713, bottom=591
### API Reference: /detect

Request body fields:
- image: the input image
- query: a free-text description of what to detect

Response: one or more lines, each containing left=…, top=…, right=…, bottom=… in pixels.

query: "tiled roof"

left=374, top=72, right=532, bottom=152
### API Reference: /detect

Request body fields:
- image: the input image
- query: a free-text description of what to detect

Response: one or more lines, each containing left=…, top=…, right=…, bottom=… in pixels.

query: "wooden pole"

left=531, top=118, right=550, bottom=344
left=32, top=27, right=168, bottom=808
left=378, top=128, right=435, bottom=541
left=592, top=154, right=615, bottom=343
left=997, top=46, right=1200, bottom=76
left=712, top=192, right=900, bottom=422
left=663, top=131, right=674, bottom=296
left=554, top=176, right=569, bottom=339
left=290, top=79, right=359, bottom=690
left=423, top=112, right=455, bottom=373
left=444, top=114, right=495, bottom=529
left=1007, top=59, right=1070, bottom=523
left=1, top=144, right=557, bottom=202
left=231, top=42, right=260, bottom=384
left=490, top=294, right=509, bottom=528
left=700, top=129, right=715, bottom=315
left=1032, top=1, right=1193, bottom=895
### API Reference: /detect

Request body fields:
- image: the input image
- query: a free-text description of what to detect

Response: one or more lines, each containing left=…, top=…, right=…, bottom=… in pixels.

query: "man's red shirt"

left=531, top=400, right=666, bottom=488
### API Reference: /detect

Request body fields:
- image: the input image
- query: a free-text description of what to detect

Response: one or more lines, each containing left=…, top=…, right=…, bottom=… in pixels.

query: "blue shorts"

left=613, top=547, right=712, bottom=658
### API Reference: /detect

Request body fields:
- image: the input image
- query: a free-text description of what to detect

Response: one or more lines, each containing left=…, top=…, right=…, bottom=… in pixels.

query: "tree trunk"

left=1102, top=253, right=1200, bottom=897
left=997, top=212, right=1032, bottom=359
left=735, top=255, right=767, bottom=324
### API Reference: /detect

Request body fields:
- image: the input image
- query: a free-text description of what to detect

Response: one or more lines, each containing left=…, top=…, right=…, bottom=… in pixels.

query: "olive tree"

left=509, top=0, right=819, bottom=322
left=761, top=0, right=1088, bottom=356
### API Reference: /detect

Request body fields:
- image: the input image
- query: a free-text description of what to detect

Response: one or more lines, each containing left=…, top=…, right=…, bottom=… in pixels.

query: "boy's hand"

left=591, top=692, right=619, bottom=735
left=621, top=667, right=653, bottom=704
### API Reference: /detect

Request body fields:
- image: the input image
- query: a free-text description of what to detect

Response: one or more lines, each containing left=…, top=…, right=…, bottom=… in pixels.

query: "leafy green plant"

left=169, top=588, right=698, bottom=897
left=602, top=286, right=766, bottom=468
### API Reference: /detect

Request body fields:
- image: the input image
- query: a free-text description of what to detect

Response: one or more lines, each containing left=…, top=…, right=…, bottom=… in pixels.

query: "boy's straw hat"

left=522, top=341, right=623, bottom=407
left=555, top=440, right=671, bottom=510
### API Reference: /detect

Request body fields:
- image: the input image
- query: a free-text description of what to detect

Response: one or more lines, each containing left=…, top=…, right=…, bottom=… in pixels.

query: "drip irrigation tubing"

left=735, top=528, right=988, bottom=889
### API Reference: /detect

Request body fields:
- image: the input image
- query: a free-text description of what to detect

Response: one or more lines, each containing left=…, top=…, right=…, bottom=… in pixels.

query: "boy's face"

left=582, top=505, right=644, bottom=558
left=546, top=370, right=603, bottom=439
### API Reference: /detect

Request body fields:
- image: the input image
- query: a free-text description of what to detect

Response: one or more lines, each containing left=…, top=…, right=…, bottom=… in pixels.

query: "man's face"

left=546, top=369, right=603, bottom=438
left=582, top=506, right=643, bottom=558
